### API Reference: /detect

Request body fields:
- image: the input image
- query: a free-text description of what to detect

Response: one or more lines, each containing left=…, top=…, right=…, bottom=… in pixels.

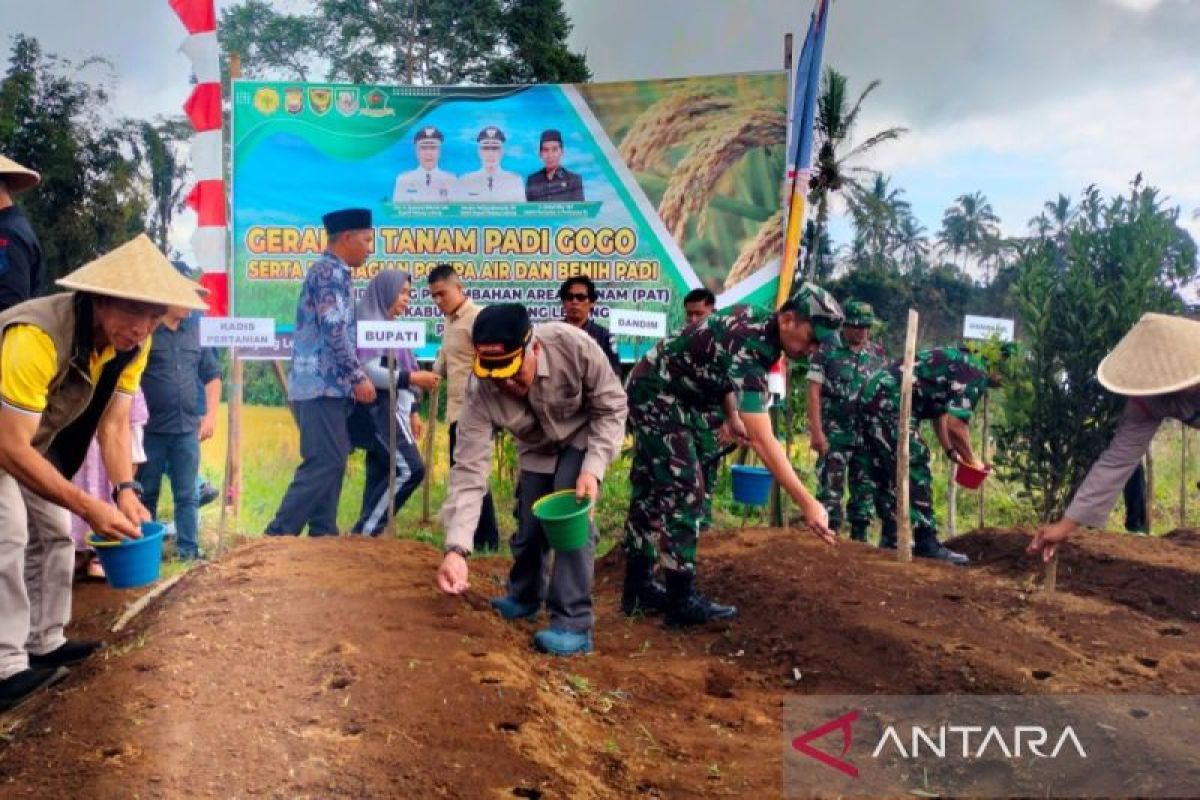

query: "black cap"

left=322, top=208, right=372, bottom=236
left=539, top=129, right=563, bottom=146
left=414, top=125, right=443, bottom=143
left=477, top=126, right=506, bottom=144
left=472, top=304, right=532, bottom=379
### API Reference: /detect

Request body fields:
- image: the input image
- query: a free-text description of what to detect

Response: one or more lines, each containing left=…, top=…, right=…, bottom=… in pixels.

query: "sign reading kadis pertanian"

left=231, top=73, right=788, bottom=361
left=199, top=317, right=277, bottom=348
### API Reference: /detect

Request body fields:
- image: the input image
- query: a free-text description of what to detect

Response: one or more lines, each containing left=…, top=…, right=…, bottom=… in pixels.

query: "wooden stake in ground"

left=1179, top=422, right=1188, bottom=528
left=1044, top=552, right=1058, bottom=593
left=946, top=455, right=958, bottom=538
left=978, top=393, right=989, bottom=529
left=1145, top=451, right=1155, bottom=533
left=896, top=309, right=918, bottom=563
left=386, top=351, right=398, bottom=537
left=420, top=386, right=440, bottom=523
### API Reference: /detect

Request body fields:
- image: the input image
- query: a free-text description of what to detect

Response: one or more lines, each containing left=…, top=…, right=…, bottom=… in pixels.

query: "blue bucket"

left=87, top=521, right=165, bottom=589
left=730, top=465, right=773, bottom=506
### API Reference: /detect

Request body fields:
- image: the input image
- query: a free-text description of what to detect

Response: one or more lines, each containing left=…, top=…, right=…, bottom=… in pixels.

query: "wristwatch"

left=111, top=480, right=144, bottom=503
left=444, top=544, right=470, bottom=559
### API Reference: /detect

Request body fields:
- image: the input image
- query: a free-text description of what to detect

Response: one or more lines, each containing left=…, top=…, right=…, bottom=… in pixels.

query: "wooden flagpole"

left=217, top=53, right=243, bottom=555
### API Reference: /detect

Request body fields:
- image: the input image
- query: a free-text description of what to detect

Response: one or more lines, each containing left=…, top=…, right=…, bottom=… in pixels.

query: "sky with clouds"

left=4, top=0, right=1199, bottom=278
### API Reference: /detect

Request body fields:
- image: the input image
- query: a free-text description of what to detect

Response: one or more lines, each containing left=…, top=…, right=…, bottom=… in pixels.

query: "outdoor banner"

left=231, top=72, right=787, bottom=360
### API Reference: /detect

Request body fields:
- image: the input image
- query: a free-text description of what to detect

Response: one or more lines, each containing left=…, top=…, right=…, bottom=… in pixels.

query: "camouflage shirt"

left=808, top=336, right=886, bottom=420
left=628, top=304, right=780, bottom=415
left=859, top=346, right=990, bottom=422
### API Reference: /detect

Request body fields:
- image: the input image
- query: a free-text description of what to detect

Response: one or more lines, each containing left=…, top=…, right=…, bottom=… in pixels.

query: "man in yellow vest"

left=0, top=235, right=206, bottom=711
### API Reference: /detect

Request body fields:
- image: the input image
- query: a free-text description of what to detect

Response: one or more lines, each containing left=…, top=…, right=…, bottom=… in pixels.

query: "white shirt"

left=392, top=168, right=457, bottom=203
left=455, top=168, right=524, bottom=202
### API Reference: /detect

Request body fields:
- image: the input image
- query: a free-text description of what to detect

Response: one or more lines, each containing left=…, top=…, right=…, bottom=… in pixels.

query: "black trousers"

left=509, top=446, right=596, bottom=632
left=349, top=399, right=426, bottom=536
left=449, top=421, right=500, bottom=549
left=266, top=398, right=351, bottom=536
left=1123, top=462, right=1148, bottom=533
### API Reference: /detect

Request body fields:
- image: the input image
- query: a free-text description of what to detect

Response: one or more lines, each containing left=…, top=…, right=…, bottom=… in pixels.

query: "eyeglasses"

left=562, top=292, right=591, bottom=302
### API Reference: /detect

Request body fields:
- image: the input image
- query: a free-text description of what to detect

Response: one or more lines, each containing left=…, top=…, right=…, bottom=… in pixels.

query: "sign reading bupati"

left=963, top=315, right=1016, bottom=342
left=356, top=320, right=427, bottom=349
left=231, top=74, right=788, bottom=360
left=199, top=317, right=277, bottom=348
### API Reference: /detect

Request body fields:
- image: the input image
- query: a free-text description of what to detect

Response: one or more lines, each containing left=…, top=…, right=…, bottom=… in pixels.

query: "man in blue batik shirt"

left=265, top=208, right=376, bottom=537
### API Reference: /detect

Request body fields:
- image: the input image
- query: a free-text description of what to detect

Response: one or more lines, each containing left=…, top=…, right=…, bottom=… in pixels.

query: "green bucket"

left=532, top=489, right=592, bottom=552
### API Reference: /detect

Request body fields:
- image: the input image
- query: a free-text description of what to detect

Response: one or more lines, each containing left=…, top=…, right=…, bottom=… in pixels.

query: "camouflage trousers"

left=853, top=408, right=938, bottom=539
left=623, top=414, right=709, bottom=573
left=816, top=421, right=879, bottom=533
left=695, top=415, right=723, bottom=532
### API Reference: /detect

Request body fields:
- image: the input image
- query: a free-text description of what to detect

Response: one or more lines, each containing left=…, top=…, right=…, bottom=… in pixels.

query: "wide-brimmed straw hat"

left=56, top=234, right=208, bottom=311
left=0, top=154, right=41, bottom=193
left=1096, top=312, right=1200, bottom=396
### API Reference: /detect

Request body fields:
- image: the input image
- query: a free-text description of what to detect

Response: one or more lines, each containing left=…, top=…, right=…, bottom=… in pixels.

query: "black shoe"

left=849, top=525, right=869, bottom=543
left=621, top=552, right=669, bottom=616
left=914, top=543, right=970, bottom=566
left=29, top=640, right=101, bottom=669
left=663, top=570, right=737, bottom=627
left=0, top=667, right=69, bottom=712
left=197, top=480, right=220, bottom=508
left=879, top=518, right=898, bottom=549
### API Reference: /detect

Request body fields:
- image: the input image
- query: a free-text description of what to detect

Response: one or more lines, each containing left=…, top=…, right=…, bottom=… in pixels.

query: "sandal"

left=86, top=558, right=106, bottom=581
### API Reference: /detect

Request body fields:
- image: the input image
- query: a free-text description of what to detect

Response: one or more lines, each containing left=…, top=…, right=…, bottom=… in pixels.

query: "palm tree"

left=894, top=212, right=930, bottom=269
left=846, top=173, right=909, bottom=269
left=938, top=191, right=1001, bottom=278
left=804, top=68, right=907, bottom=279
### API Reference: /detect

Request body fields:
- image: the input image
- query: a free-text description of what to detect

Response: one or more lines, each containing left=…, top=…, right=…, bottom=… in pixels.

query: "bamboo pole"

left=896, top=309, right=918, bottom=563
left=1045, top=552, right=1058, bottom=593
left=386, top=351, right=397, bottom=537
left=1179, top=422, right=1188, bottom=528
left=218, top=54, right=243, bottom=555
left=978, top=394, right=989, bottom=529
left=420, top=387, right=440, bottom=523
left=1145, top=451, right=1155, bottom=533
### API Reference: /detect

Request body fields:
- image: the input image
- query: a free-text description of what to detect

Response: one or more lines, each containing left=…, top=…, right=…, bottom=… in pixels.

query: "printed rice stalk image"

left=583, top=74, right=787, bottom=292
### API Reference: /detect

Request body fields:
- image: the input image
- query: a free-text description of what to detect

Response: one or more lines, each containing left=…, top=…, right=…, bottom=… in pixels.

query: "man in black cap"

left=558, top=275, right=619, bottom=375
left=265, top=209, right=377, bottom=537
left=436, top=304, right=627, bottom=657
left=457, top=127, right=524, bottom=202
left=0, top=155, right=45, bottom=313
left=525, top=130, right=584, bottom=202
left=392, top=126, right=457, bottom=203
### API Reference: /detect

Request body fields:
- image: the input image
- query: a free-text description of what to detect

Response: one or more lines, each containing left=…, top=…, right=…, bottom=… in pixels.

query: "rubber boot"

left=621, top=552, right=669, bottom=616
left=663, top=570, right=737, bottom=628
left=879, top=517, right=898, bottom=550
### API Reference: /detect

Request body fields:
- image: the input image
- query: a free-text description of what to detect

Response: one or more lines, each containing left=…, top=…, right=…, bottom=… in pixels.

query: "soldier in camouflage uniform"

left=854, top=346, right=994, bottom=565
left=681, top=288, right=723, bottom=532
left=807, top=300, right=887, bottom=541
left=621, top=283, right=842, bottom=627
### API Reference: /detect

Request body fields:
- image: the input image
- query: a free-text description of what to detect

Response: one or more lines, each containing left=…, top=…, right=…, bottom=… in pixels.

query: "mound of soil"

left=2, top=526, right=1197, bottom=798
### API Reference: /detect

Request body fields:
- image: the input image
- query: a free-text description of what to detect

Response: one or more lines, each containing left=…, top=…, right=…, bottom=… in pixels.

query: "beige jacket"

left=432, top=297, right=480, bottom=425
left=441, top=323, right=628, bottom=552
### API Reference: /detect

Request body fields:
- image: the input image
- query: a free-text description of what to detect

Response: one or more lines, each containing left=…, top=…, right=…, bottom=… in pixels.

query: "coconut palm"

left=895, top=212, right=930, bottom=269
left=938, top=191, right=1001, bottom=275
left=804, top=68, right=907, bottom=279
left=846, top=173, right=909, bottom=269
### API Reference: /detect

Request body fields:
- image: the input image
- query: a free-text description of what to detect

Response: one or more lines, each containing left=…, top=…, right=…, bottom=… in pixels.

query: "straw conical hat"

left=56, top=234, right=208, bottom=310
left=0, top=154, right=41, bottom=193
left=1096, top=312, right=1200, bottom=396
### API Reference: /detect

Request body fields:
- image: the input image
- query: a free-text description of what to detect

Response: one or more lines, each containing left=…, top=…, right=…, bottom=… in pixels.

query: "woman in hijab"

left=350, top=270, right=440, bottom=536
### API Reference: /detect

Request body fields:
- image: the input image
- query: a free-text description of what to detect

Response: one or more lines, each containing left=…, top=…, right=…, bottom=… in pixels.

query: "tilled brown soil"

left=1, top=526, right=1197, bottom=798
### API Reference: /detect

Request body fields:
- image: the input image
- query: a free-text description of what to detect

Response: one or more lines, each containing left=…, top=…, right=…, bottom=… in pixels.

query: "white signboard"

left=963, top=314, right=1015, bottom=342
left=357, top=320, right=427, bottom=349
left=610, top=309, right=667, bottom=339
left=199, top=317, right=277, bottom=348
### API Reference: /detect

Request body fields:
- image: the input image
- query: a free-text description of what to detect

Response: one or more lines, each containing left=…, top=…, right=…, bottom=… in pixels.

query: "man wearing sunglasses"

left=456, top=127, right=524, bottom=203
left=558, top=276, right=620, bottom=375
left=0, top=235, right=206, bottom=710
left=436, top=304, right=627, bottom=657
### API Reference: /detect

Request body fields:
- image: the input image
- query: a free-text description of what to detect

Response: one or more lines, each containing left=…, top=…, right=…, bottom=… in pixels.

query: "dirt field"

left=1, top=526, right=1197, bottom=798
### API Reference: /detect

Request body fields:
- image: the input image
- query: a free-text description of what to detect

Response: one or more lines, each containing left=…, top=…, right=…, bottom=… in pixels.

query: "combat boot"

left=913, top=530, right=969, bottom=566
left=878, top=517, right=898, bottom=549
left=663, top=570, right=737, bottom=627
left=621, top=552, right=669, bottom=615
left=849, top=523, right=869, bottom=542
